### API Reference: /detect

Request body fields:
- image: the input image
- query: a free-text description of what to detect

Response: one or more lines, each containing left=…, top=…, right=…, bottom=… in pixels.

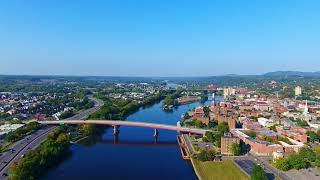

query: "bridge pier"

left=114, top=134, right=119, bottom=144
left=113, top=125, right=120, bottom=144
left=154, top=129, right=159, bottom=144
left=154, top=128, right=159, bottom=137
left=113, top=125, right=120, bottom=135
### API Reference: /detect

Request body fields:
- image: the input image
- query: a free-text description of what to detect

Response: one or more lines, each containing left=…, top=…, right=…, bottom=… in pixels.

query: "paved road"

left=0, top=96, right=104, bottom=178
left=0, top=126, right=57, bottom=177
left=248, top=154, right=291, bottom=180
left=234, top=159, right=255, bottom=176
left=66, top=97, right=104, bottom=120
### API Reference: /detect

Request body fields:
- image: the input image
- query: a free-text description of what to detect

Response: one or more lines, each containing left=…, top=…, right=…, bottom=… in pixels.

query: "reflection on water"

left=45, top=96, right=221, bottom=180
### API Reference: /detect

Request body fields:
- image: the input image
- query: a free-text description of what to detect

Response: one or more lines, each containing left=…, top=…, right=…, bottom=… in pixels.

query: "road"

left=66, top=97, right=104, bottom=120
left=248, top=154, right=291, bottom=180
left=0, top=126, right=57, bottom=177
left=0, top=96, right=104, bottom=178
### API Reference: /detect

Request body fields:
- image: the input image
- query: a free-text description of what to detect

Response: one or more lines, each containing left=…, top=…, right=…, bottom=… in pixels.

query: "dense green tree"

left=315, top=156, right=320, bottom=167
left=203, top=106, right=210, bottom=118
left=251, top=164, right=268, bottom=180
left=299, top=147, right=316, bottom=162
left=194, top=120, right=205, bottom=128
left=197, top=149, right=216, bottom=161
left=287, top=154, right=309, bottom=170
left=307, top=131, right=319, bottom=143
left=231, top=142, right=241, bottom=156
left=217, top=122, right=229, bottom=134
left=245, top=130, right=256, bottom=138
left=296, top=119, right=309, bottom=127
left=9, top=128, right=70, bottom=180
left=204, top=131, right=216, bottom=143
left=273, top=158, right=291, bottom=171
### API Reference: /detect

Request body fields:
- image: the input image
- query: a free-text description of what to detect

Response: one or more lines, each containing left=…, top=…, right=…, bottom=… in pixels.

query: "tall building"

left=295, top=86, right=302, bottom=96
left=223, top=87, right=236, bottom=98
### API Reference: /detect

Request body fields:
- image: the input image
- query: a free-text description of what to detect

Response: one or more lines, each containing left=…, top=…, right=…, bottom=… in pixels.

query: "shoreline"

left=190, top=158, right=203, bottom=180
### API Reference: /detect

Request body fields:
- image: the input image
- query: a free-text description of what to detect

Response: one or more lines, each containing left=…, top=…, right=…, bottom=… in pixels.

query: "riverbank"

left=45, top=98, right=216, bottom=179
left=177, top=96, right=201, bottom=104
left=191, top=159, right=249, bottom=180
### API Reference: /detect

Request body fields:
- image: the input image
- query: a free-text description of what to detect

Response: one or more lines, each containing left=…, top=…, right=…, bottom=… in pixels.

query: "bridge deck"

left=39, top=120, right=207, bottom=135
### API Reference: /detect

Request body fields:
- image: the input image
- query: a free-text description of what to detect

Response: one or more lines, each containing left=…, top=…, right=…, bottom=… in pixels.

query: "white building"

left=223, top=87, right=236, bottom=98
left=295, top=86, right=302, bottom=96
left=258, top=117, right=274, bottom=127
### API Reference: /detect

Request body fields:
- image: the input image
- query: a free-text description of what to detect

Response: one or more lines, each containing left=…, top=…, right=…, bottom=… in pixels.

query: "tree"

left=287, top=153, right=309, bottom=170
left=246, top=130, right=256, bottom=138
left=296, top=119, right=309, bottom=127
left=204, top=131, right=216, bottom=143
left=269, top=125, right=277, bottom=132
left=315, top=156, right=320, bottom=167
left=307, top=131, right=320, bottom=143
left=217, top=122, right=229, bottom=134
left=251, top=164, right=268, bottom=180
left=203, top=106, right=210, bottom=118
left=299, top=147, right=316, bottom=162
left=194, top=120, right=205, bottom=128
left=231, top=142, right=241, bottom=156
left=197, top=149, right=216, bottom=161
left=314, top=146, right=320, bottom=156
left=273, top=158, right=290, bottom=171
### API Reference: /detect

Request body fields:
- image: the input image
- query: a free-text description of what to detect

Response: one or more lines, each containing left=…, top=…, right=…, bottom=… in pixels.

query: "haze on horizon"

left=0, top=0, right=320, bottom=77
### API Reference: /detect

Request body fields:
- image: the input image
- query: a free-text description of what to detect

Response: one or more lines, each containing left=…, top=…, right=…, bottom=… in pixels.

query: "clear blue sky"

left=0, top=0, right=319, bottom=76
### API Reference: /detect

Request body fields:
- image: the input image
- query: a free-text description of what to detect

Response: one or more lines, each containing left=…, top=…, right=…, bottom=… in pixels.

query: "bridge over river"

left=39, top=120, right=208, bottom=136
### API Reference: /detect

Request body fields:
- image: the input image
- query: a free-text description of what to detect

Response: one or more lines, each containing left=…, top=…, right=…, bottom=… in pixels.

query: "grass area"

left=192, top=159, right=249, bottom=180
left=0, top=142, right=13, bottom=153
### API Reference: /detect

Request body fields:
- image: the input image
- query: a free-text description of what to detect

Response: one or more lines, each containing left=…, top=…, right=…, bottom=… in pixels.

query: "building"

left=0, top=124, right=25, bottom=138
left=223, top=87, right=236, bottom=98
left=193, top=107, right=204, bottom=119
left=295, top=86, right=302, bottom=96
left=273, top=151, right=284, bottom=161
left=276, top=126, right=308, bottom=143
left=254, top=101, right=271, bottom=111
left=258, top=117, right=274, bottom=127
left=242, top=119, right=261, bottom=130
left=221, top=132, right=240, bottom=155
left=231, top=129, right=284, bottom=156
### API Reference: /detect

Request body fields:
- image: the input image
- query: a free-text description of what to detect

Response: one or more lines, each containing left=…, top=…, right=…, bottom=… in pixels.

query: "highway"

left=0, top=97, right=104, bottom=178
left=0, top=126, right=57, bottom=177
left=66, top=96, right=104, bottom=120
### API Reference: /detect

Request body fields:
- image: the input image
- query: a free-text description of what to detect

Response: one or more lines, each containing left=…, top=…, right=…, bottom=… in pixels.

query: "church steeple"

left=303, top=100, right=308, bottom=115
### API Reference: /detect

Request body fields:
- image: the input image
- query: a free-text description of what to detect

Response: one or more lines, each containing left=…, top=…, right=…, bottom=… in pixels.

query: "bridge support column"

left=113, top=125, right=120, bottom=144
left=154, top=129, right=159, bottom=144
left=113, top=125, right=120, bottom=135
left=154, top=128, right=159, bottom=137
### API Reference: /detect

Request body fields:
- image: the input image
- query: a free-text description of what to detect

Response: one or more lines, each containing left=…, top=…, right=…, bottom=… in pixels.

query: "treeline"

left=72, top=97, right=94, bottom=111
left=163, top=90, right=182, bottom=108
left=4, top=122, right=41, bottom=144
left=89, top=92, right=165, bottom=120
left=273, top=147, right=320, bottom=171
left=59, top=110, right=75, bottom=119
left=9, top=128, right=71, bottom=180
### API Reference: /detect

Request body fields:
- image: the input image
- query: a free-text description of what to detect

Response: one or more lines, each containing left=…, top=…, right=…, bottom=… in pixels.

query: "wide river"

left=45, top=96, right=219, bottom=180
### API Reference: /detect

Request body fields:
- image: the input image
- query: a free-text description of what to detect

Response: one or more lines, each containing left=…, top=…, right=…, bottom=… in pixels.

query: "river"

left=45, top=95, right=220, bottom=180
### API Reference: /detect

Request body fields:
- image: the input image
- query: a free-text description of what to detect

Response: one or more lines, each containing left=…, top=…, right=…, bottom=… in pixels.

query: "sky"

left=0, top=0, right=320, bottom=77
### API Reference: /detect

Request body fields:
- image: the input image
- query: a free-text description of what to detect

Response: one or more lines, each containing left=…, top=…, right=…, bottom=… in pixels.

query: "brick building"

left=221, top=132, right=240, bottom=155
